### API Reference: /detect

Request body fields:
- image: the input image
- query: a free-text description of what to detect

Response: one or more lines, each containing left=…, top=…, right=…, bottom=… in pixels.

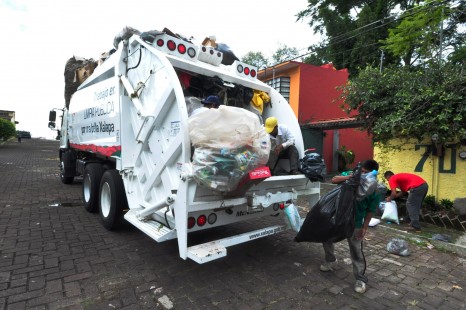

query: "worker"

left=190, top=95, right=221, bottom=117
left=264, top=117, right=300, bottom=175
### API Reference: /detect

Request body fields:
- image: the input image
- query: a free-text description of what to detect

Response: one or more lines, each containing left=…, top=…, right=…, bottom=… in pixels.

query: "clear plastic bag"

left=356, top=170, right=378, bottom=201
left=189, top=106, right=271, bottom=192
left=387, top=238, right=410, bottom=256
left=284, top=204, right=301, bottom=232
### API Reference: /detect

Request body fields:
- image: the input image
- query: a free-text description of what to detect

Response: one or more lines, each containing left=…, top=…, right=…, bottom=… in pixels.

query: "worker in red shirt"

left=384, top=171, right=428, bottom=232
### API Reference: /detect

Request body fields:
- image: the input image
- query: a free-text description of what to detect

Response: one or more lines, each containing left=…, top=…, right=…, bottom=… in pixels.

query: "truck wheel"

left=83, top=163, right=104, bottom=213
left=60, top=151, right=75, bottom=184
left=99, top=170, right=128, bottom=230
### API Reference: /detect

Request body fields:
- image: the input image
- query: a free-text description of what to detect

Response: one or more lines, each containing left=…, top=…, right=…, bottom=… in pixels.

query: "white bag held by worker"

left=381, top=201, right=399, bottom=224
left=284, top=203, right=301, bottom=232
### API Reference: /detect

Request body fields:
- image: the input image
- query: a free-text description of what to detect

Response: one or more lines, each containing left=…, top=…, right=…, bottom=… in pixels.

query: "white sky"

left=0, top=0, right=317, bottom=139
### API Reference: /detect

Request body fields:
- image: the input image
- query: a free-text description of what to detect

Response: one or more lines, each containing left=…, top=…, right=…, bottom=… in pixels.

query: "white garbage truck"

left=48, top=28, right=320, bottom=264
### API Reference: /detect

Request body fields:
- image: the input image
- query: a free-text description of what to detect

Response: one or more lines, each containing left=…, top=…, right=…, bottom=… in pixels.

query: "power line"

left=268, top=0, right=458, bottom=67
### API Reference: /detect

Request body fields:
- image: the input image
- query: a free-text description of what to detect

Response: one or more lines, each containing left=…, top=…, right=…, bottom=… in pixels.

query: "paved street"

left=1, top=138, right=466, bottom=309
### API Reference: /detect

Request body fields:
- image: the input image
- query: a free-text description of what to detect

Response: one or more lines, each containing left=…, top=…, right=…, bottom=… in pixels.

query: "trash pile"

left=188, top=105, right=270, bottom=192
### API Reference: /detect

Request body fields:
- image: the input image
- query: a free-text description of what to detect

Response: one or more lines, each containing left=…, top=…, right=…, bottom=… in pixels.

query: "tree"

left=0, top=118, right=16, bottom=140
left=381, top=0, right=465, bottom=66
left=340, top=64, right=466, bottom=144
left=241, top=51, right=269, bottom=69
left=297, top=0, right=405, bottom=75
left=271, top=44, right=300, bottom=64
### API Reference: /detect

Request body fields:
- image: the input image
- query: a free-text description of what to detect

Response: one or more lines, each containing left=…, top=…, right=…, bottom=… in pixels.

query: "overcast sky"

left=0, top=0, right=318, bottom=139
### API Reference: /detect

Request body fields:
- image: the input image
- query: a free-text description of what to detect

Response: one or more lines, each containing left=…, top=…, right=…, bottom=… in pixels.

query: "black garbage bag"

left=299, top=152, right=327, bottom=182
left=295, top=164, right=361, bottom=243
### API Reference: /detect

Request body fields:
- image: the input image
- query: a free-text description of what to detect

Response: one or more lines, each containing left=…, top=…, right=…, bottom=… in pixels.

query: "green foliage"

left=439, top=198, right=454, bottom=211
left=241, top=51, right=269, bottom=69
left=340, top=63, right=466, bottom=143
left=297, top=0, right=402, bottom=75
left=298, top=1, right=465, bottom=73
left=381, top=0, right=462, bottom=66
left=0, top=118, right=16, bottom=140
left=271, top=44, right=299, bottom=64
left=336, top=145, right=355, bottom=171
left=423, top=195, right=438, bottom=212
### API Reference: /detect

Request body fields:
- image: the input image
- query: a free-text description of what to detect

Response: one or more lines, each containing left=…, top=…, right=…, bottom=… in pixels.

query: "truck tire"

left=60, top=151, right=75, bottom=184
left=83, top=163, right=104, bottom=213
left=99, top=169, right=128, bottom=230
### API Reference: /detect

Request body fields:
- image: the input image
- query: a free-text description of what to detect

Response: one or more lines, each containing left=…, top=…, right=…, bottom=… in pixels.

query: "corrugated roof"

left=301, top=117, right=364, bottom=130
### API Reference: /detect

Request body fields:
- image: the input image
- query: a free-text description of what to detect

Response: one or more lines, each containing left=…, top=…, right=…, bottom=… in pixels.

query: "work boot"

left=354, top=280, right=366, bottom=293
left=320, top=259, right=337, bottom=272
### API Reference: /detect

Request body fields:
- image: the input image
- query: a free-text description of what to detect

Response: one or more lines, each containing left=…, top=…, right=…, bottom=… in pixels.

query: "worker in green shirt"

left=319, top=159, right=380, bottom=294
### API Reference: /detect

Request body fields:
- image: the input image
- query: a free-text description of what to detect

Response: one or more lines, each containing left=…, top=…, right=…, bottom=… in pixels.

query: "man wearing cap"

left=264, top=117, right=300, bottom=175
left=190, top=95, right=221, bottom=117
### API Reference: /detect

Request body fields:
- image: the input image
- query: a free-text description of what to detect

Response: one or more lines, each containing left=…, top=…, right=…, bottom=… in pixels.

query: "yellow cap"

left=264, top=117, right=278, bottom=133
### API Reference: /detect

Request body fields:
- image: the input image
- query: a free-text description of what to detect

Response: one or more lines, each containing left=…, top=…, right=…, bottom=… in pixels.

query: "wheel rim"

left=83, top=174, right=91, bottom=203
left=101, top=182, right=111, bottom=217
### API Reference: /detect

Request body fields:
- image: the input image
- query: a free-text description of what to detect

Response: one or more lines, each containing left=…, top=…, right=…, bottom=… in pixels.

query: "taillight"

left=167, top=40, right=176, bottom=51
left=187, top=47, right=196, bottom=58
left=197, top=215, right=207, bottom=226
left=178, top=44, right=186, bottom=54
left=208, top=213, right=217, bottom=224
left=232, top=60, right=257, bottom=79
left=156, top=39, right=164, bottom=47
left=188, top=217, right=195, bottom=229
left=279, top=203, right=285, bottom=210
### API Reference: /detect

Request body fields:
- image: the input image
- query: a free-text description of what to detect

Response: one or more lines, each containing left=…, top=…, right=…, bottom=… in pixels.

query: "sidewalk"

left=1, top=139, right=466, bottom=309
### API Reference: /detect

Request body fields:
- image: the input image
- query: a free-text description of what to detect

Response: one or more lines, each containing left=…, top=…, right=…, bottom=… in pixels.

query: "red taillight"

left=178, top=44, right=186, bottom=54
left=250, top=69, right=257, bottom=77
left=244, top=67, right=250, bottom=75
left=188, top=217, right=195, bottom=229
left=279, top=203, right=285, bottom=210
left=197, top=215, right=207, bottom=226
left=167, top=40, right=176, bottom=51
left=156, top=39, right=164, bottom=47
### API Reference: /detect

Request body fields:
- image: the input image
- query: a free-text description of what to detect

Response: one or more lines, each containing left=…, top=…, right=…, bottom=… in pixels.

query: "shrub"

left=423, top=195, right=439, bottom=212
left=0, top=118, right=16, bottom=140
left=439, top=199, right=454, bottom=211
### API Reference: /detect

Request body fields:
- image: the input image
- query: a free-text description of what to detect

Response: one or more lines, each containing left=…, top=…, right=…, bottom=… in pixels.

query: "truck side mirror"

left=49, top=110, right=57, bottom=122
left=48, top=121, right=56, bottom=129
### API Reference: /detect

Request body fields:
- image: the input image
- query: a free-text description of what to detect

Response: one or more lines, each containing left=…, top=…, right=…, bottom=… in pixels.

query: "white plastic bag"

left=284, top=204, right=301, bottom=232
left=381, top=201, right=399, bottom=224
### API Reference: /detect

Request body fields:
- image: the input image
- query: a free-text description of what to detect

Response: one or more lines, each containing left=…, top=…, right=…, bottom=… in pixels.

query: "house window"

left=266, top=76, right=290, bottom=101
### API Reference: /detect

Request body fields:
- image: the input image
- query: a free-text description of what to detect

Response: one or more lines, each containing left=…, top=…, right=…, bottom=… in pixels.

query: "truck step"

left=124, top=210, right=176, bottom=242
left=187, top=224, right=287, bottom=264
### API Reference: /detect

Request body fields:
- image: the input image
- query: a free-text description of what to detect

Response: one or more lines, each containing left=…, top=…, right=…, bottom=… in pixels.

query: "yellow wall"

left=374, top=139, right=466, bottom=201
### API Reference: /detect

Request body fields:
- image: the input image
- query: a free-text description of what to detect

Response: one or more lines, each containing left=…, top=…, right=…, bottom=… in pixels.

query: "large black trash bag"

left=295, top=164, right=361, bottom=243
left=299, top=152, right=327, bottom=182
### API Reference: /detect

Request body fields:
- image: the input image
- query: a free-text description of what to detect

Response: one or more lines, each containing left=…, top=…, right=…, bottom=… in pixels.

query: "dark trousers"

left=407, top=182, right=428, bottom=229
left=267, top=145, right=299, bottom=174
left=322, top=228, right=368, bottom=283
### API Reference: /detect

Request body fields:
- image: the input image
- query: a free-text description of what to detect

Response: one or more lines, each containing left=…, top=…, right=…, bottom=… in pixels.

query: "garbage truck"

left=48, top=27, right=320, bottom=264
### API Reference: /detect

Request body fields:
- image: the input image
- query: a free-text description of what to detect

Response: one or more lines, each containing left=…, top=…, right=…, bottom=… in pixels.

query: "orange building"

left=258, top=61, right=373, bottom=172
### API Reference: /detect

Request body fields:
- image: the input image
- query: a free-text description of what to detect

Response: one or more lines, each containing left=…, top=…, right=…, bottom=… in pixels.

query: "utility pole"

left=439, top=6, right=444, bottom=64
left=379, top=50, right=384, bottom=72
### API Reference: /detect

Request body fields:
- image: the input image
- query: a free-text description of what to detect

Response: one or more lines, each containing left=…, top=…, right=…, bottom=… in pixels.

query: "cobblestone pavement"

left=1, top=139, right=466, bottom=309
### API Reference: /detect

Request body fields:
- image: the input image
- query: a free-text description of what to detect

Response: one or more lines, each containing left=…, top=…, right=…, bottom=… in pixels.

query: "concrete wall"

left=374, top=139, right=466, bottom=201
